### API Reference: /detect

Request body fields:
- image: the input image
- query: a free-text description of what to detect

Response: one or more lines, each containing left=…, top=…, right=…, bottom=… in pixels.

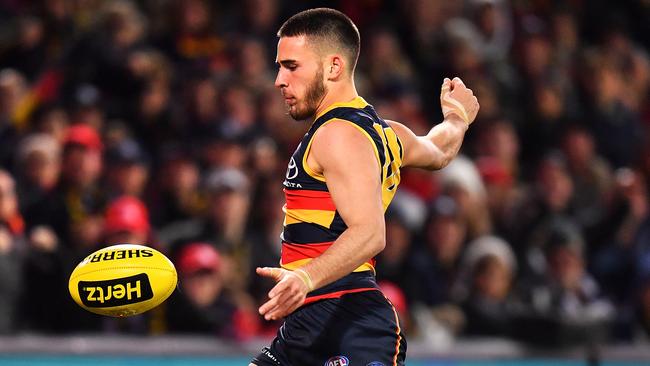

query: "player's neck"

left=313, top=81, right=358, bottom=120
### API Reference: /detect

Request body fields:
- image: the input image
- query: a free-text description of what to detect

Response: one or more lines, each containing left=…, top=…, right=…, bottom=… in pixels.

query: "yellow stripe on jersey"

left=283, top=208, right=337, bottom=227
left=281, top=257, right=376, bottom=273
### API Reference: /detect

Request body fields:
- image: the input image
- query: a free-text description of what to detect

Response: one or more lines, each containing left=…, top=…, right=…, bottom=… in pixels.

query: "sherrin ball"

left=68, top=244, right=177, bottom=317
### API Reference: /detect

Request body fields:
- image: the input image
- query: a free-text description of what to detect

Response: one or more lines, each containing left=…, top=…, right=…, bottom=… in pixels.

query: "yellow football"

left=68, top=244, right=177, bottom=317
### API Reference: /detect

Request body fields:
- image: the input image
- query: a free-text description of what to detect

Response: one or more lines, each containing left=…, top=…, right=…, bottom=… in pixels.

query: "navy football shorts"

left=252, top=289, right=406, bottom=366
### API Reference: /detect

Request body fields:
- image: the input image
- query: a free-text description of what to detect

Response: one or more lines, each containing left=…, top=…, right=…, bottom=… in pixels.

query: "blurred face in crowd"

left=182, top=269, right=222, bottom=308
left=245, top=0, right=278, bottom=30
left=426, top=215, right=466, bottom=266
left=24, top=151, right=60, bottom=190
left=536, top=158, right=573, bottom=211
left=107, top=162, right=148, bottom=197
left=62, top=146, right=103, bottom=188
left=0, top=69, right=27, bottom=117
left=191, top=78, right=219, bottom=122
left=202, top=141, right=248, bottom=170
left=275, top=36, right=327, bottom=121
left=209, top=189, right=250, bottom=230
left=36, top=107, right=69, bottom=143
left=224, top=87, right=256, bottom=128
left=522, top=36, right=552, bottom=78
left=178, top=0, right=210, bottom=34
left=382, top=218, right=412, bottom=264
left=477, top=120, right=519, bottom=164
left=0, top=172, right=18, bottom=221
left=473, top=255, right=512, bottom=301
left=239, top=38, right=270, bottom=80
left=548, top=246, right=584, bottom=291
left=164, top=158, right=199, bottom=198
left=535, top=84, right=564, bottom=120
left=104, top=229, right=147, bottom=246
left=562, top=128, right=595, bottom=170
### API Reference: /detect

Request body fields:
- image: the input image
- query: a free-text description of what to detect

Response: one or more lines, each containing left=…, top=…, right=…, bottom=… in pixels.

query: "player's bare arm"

left=389, top=77, right=480, bottom=170
left=257, top=119, right=384, bottom=320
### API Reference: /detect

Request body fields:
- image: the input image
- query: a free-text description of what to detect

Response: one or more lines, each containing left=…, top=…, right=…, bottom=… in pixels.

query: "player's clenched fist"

left=440, top=77, right=480, bottom=125
left=257, top=267, right=312, bottom=321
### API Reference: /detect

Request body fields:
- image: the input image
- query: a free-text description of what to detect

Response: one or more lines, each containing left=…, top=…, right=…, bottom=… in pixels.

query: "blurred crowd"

left=0, top=0, right=649, bottom=347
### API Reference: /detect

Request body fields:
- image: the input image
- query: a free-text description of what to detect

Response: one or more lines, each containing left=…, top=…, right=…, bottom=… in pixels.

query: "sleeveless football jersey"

left=281, top=96, right=404, bottom=304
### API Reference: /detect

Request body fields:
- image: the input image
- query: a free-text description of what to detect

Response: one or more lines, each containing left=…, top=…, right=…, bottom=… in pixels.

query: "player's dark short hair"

left=277, top=8, right=360, bottom=73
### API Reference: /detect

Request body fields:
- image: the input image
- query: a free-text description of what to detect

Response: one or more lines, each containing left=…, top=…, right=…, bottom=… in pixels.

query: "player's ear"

left=326, top=55, right=345, bottom=80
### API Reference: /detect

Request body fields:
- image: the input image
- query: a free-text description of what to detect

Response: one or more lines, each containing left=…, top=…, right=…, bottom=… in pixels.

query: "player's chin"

left=289, top=107, right=311, bottom=121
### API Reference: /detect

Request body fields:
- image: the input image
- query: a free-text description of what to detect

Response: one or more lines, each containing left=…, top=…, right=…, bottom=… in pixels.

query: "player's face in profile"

left=275, top=36, right=327, bottom=121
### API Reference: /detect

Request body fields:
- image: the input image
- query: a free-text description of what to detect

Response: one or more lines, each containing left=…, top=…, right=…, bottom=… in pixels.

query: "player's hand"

left=440, top=77, right=480, bottom=125
left=257, top=267, right=310, bottom=321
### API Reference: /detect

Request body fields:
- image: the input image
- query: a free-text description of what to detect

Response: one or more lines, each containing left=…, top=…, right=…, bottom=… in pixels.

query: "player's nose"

left=275, top=70, right=287, bottom=89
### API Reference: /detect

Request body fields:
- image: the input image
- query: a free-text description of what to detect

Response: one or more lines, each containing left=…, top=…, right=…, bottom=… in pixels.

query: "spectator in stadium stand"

left=509, top=153, right=575, bottom=277
left=475, top=156, right=521, bottom=239
left=200, top=168, right=252, bottom=289
left=592, top=168, right=650, bottom=306
left=104, top=138, right=150, bottom=200
left=183, top=73, right=222, bottom=143
left=559, top=125, right=613, bottom=241
left=166, top=241, right=259, bottom=340
left=29, top=104, right=70, bottom=145
left=151, top=153, right=205, bottom=235
left=0, top=170, right=25, bottom=333
left=200, top=135, right=249, bottom=171
left=405, top=196, right=467, bottom=335
left=103, top=195, right=151, bottom=246
left=218, top=85, right=263, bottom=143
left=27, top=123, right=106, bottom=249
left=457, top=235, right=518, bottom=338
left=126, top=49, right=185, bottom=159
left=364, top=29, right=417, bottom=105
left=245, top=178, right=283, bottom=307
left=473, top=118, right=520, bottom=183
left=439, top=155, right=492, bottom=240
left=235, top=38, right=275, bottom=94
left=15, top=133, right=62, bottom=224
left=585, top=46, right=645, bottom=169
left=516, top=218, right=614, bottom=346
left=375, top=208, right=415, bottom=291
left=154, top=0, right=230, bottom=75
left=0, top=69, right=28, bottom=168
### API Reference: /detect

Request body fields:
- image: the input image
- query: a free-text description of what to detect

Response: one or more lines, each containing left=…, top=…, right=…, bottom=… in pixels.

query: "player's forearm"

left=298, top=224, right=384, bottom=290
left=424, top=115, right=469, bottom=169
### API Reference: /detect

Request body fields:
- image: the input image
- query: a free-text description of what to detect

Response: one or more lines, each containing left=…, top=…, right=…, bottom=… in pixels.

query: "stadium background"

left=0, top=0, right=649, bottom=364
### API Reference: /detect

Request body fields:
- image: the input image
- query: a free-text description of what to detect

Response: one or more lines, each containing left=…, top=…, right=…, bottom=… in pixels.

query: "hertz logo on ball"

left=69, top=244, right=177, bottom=317
left=79, top=273, right=154, bottom=307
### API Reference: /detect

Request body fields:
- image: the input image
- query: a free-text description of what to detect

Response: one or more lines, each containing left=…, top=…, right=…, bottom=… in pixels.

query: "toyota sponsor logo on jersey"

left=324, top=356, right=349, bottom=366
left=286, top=157, right=299, bottom=180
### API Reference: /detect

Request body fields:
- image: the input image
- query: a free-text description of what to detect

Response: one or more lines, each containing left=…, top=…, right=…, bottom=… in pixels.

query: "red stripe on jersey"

left=281, top=241, right=334, bottom=264
left=303, top=288, right=379, bottom=305
left=284, top=189, right=336, bottom=211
